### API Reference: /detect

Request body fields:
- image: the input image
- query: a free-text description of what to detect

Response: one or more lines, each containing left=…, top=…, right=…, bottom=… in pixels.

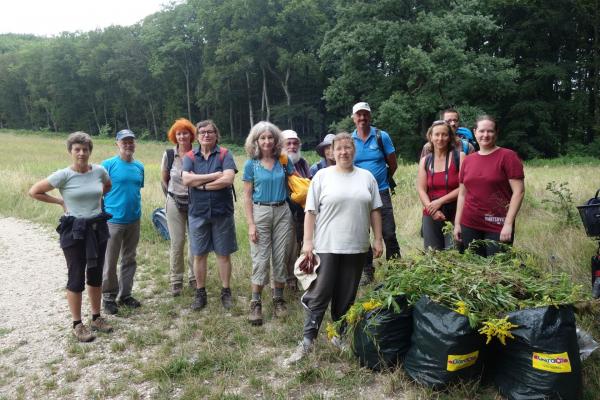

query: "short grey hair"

left=66, top=131, right=93, bottom=152
left=331, top=132, right=355, bottom=151
left=244, top=121, right=284, bottom=159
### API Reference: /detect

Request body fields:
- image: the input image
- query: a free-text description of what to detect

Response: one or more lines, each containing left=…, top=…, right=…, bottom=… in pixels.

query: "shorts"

left=189, top=213, right=238, bottom=256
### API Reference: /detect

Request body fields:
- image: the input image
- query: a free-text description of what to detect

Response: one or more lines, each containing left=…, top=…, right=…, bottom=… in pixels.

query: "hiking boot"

left=593, top=279, right=600, bottom=299
left=191, top=289, right=207, bottom=311
left=248, top=300, right=263, bottom=326
left=103, top=301, right=118, bottom=315
left=90, top=316, right=113, bottom=333
left=189, top=279, right=197, bottom=290
left=284, top=339, right=313, bottom=366
left=118, top=296, right=141, bottom=308
left=73, top=323, right=95, bottom=343
left=171, top=283, right=183, bottom=297
left=273, top=297, right=288, bottom=318
left=220, top=288, right=233, bottom=310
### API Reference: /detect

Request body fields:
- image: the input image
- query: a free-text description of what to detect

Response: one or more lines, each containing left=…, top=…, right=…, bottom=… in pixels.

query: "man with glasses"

left=182, top=120, right=238, bottom=311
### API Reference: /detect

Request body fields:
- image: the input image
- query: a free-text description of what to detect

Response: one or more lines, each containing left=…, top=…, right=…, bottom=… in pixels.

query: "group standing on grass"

left=27, top=101, right=525, bottom=351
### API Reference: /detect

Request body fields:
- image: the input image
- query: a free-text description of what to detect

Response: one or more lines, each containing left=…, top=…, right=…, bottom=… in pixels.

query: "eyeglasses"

left=445, top=118, right=459, bottom=124
left=198, top=130, right=216, bottom=136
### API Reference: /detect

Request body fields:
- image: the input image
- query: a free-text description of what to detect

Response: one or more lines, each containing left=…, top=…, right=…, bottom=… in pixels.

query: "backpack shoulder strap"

left=219, top=146, right=228, bottom=162
left=453, top=148, right=460, bottom=173
left=166, top=149, right=175, bottom=172
left=425, top=153, right=433, bottom=175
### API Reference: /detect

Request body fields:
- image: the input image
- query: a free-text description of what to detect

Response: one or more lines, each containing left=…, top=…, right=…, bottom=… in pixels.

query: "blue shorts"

left=188, top=213, right=238, bottom=256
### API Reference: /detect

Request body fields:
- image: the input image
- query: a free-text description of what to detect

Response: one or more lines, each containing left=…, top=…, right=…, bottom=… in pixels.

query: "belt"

left=253, top=201, right=286, bottom=207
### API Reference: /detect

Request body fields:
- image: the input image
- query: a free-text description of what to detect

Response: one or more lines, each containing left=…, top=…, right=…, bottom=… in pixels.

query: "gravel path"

left=0, top=217, right=153, bottom=399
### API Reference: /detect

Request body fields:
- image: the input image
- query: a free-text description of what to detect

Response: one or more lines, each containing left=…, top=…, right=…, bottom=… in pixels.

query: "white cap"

left=281, top=129, right=300, bottom=141
left=352, top=102, right=371, bottom=115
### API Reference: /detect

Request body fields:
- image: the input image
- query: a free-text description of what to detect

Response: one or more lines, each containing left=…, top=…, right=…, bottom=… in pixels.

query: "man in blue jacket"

left=101, top=129, right=144, bottom=314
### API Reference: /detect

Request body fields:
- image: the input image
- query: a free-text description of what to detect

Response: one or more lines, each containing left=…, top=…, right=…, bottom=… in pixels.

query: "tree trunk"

left=185, top=67, right=192, bottom=121
left=124, top=107, right=130, bottom=130
left=246, top=71, right=254, bottom=127
left=148, top=100, right=158, bottom=139
left=261, top=66, right=270, bottom=121
left=91, top=104, right=101, bottom=133
left=228, top=79, right=234, bottom=140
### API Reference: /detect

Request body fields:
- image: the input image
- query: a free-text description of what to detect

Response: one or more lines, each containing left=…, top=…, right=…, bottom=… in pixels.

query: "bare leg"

left=194, top=254, right=209, bottom=288
left=66, top=290, right=82, bottom=321
left=87, top=286, right=102, bottom=315
left=216, top=255, right=232, bottom=288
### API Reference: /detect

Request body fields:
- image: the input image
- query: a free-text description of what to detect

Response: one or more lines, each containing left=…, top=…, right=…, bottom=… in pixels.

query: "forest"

left=0, top=0, right=599, bottom=160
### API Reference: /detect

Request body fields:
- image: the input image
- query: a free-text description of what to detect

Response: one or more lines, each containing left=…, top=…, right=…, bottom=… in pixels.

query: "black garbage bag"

left=403, top=296, right=485, bottom=388
left=494, top=305, right=582, bottom=400
left=352, top=295, right=413, bottom=371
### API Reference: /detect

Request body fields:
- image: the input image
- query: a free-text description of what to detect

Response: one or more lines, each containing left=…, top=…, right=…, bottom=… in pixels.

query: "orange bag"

left=279, top=154, right=310, bottom=208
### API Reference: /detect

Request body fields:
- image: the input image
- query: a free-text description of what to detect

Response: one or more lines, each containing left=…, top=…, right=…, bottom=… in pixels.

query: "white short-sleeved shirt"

left=47, top=164, right=109, bottom=218
left=305, top=166, right=382, bottom=254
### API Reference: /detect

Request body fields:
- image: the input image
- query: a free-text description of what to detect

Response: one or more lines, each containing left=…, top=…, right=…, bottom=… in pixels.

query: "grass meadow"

left=1, top=129, right=600, bottom=399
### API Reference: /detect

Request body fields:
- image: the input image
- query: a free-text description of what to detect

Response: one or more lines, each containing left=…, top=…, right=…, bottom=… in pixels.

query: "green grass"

left=1, top=128, right=599, bottom=399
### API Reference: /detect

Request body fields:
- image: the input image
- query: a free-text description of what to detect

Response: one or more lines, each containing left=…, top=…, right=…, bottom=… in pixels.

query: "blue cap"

left=116, top=129, right=135, bottom=141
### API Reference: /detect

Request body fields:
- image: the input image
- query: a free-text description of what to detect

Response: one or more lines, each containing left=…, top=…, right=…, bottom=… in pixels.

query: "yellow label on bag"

left=532, top=352, right=571, bottom=373
left=447, top=351, right=479, bottom=371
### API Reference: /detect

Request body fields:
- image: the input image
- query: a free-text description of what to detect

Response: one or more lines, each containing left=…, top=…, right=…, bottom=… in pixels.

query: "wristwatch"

left=202, top=184, right=206, bottom=191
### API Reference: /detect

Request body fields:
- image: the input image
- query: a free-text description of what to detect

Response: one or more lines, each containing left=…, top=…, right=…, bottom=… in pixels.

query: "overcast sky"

left=0, top=0, right=170, bottom=37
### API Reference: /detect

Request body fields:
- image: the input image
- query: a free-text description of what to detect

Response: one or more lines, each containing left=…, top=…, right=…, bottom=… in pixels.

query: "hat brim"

left=315, top=142, right=330, bottom=158
left=293, top=252, right=321, bottom=290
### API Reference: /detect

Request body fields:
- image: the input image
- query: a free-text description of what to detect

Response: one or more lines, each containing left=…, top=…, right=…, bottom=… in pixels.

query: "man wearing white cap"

left=281, top=129, right=311, bottom=290
left=351, top=102, right=401, bottom=284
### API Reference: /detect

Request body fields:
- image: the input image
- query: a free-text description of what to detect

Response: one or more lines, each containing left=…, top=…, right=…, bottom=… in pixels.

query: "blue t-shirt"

left=242, top=158, right=294, bottom=203
left=352, top=127, right=395, bottom=191
left=101, top=155, right=144, bottom=224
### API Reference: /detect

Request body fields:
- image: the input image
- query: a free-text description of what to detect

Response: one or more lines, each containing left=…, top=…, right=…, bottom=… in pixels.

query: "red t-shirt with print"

left=459, top=147, right=524, bottom=233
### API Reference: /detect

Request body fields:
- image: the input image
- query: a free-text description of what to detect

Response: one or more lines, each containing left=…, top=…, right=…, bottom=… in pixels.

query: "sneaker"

left=73, top=323, right=95, bottom=342
left=284, top=340, right=313, bottom=366
left=191, top=290, right=207, bottom=311
left=273, top=297, right=288, bottom=318
left=220, top=288, right=233, bottom=310
left=248, top=300, right=263, bottom=326
left=118, top=296, right=141, bottom=308
left=90, top=316, right=113, bottom=333
left=172, top=283, right=183, bottom=297
left=103, top=301, right=119, bottom=315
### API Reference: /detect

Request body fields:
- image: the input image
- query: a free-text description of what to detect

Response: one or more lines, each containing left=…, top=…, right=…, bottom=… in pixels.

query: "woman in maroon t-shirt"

left=453, top=115, right=525, bottom=256
left=417, top=120, right=465, bottom=250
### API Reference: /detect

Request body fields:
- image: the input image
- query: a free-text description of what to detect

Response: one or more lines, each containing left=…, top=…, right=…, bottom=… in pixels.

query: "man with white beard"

left=281, top=130, right=311, bottom=290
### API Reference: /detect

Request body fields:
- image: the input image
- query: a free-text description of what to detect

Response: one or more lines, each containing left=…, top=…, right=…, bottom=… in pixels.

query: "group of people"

left=28, top=102, right=524, bottom=363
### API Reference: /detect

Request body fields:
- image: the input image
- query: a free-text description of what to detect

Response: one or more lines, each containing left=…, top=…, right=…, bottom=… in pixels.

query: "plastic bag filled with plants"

left=493, top=306, right=582, bottom=400
left=403, top=296, right=485, bottom=388
left=345, top=247, right=590, bottom=390
left=352, top=294, right=413, bottom=371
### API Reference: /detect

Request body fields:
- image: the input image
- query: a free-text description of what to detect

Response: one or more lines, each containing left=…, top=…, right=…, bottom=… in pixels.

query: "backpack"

left=279, top=154, right=311, bottom=208
left=184, top=147, right=237, bottom=201
left=151, top=208, right=170, bottom=240
left=374, top=129, right=397, bottom=194
left=456, top=127, right=478, bottom=152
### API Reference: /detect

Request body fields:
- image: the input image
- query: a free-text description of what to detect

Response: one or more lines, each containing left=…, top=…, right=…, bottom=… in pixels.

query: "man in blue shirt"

left=101, top=129, right=144, bottom=314
left=351, top=102, right=401, bottom=284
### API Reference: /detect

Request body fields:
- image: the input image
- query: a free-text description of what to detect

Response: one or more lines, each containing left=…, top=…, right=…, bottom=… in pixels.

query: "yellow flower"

left=345, top=307, right=359, bottom=325
left=454, top=301, right=469, bottom=316
left=362, top=299, right=382, bottom=312
left=326, top=323, right=338, bottom=340
left=478, top=316, right=518, bottom=345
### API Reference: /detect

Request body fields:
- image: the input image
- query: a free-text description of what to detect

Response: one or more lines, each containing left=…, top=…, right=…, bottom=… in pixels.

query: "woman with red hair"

left=161, top=118, right=197, bottom=296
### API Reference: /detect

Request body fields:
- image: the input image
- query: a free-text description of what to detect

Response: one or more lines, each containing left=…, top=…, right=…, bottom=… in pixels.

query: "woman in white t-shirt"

left=286, top=132, right=383, bottom=364
left=29, top=132, right=113, bottom=343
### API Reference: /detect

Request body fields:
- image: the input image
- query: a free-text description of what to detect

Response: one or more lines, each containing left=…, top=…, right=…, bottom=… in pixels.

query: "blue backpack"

left=457, top=127, right=477, bottom=152
left=152, top=208, right=170, bottom=240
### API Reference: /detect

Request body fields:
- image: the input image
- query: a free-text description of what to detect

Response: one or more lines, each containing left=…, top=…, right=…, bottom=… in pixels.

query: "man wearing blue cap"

left=101, top=129, right=145, bottom=314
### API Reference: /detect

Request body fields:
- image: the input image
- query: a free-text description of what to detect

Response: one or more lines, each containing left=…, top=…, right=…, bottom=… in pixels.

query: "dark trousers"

left=301, top=252, right=366, bottom=340
left=365, top=189, right=401, bottom=272
left=461, top=225, right=513, bottom=257
left=63, top=240, right=107, bottom=292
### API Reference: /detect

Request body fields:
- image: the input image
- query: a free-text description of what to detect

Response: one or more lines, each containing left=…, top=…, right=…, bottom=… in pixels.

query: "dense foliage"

left=0, top=0, right=599, bottom=159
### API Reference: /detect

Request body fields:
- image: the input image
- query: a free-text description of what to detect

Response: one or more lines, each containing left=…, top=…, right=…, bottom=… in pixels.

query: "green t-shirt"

left=47, top=164, right=109, bottom=218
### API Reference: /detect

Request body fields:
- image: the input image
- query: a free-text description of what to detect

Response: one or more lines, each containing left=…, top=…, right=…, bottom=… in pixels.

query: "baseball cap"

left=352, top=102, right=371, bottom=115
left=116, top=129, right=135, bottom=141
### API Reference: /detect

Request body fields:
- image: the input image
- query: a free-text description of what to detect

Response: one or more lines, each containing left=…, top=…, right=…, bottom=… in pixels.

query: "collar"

left=352, top=126, right=376, bottom=141
left=193, top=145, right=220, bottom=157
